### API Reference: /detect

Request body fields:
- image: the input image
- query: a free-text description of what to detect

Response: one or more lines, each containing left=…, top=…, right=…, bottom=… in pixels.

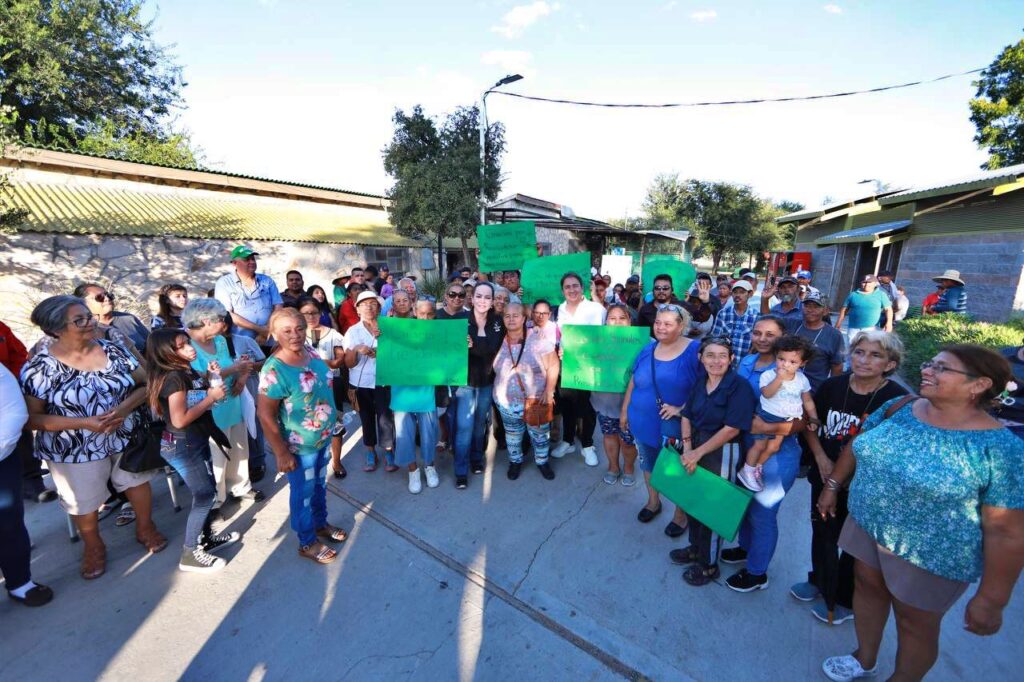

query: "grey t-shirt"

left=784, top=319, right=845, bottom=391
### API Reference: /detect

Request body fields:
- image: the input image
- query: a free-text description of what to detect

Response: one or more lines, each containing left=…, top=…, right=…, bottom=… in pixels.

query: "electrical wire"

left=487, top=67, right=983, bottom=108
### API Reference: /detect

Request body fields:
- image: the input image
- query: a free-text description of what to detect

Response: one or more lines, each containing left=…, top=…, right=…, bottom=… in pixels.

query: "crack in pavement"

left=513, top=479, right=601, bottom=596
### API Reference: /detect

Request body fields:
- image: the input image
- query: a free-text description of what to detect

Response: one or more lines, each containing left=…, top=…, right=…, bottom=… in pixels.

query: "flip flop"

left=115, top=503, right=136, bottom=527
left=298, top=543, right=338, bottom=564
left=315, top=524, right=349, bottom=544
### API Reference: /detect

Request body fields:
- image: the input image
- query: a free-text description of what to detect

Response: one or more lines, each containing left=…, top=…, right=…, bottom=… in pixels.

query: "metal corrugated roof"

left=878, top=164, right=1024, bottom=205
left=814, top=219, right=912, bottom=246
left=6, top=181, right=436, bottom=247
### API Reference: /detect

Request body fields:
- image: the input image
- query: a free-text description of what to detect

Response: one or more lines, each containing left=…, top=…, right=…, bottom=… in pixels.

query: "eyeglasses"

left=653, top=285, right=672, bottom=292
left=300, top=311, right=320, bottom=318
left=447, top=291, right=466, bottom=299
left=534, top=310, right=551, bottom=316
left=89, top=292, right=114, bottom=303
left=920, top=360, right=976, bottom=378
left=70, top=313, right=95, bottom=328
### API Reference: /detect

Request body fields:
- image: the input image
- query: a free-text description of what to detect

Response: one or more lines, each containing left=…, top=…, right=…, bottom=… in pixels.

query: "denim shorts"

left=597, top=413, right=635, bottom=446
left=753, top=406, right=794, bottom=441
left=636, top=441, right=662, bottom=473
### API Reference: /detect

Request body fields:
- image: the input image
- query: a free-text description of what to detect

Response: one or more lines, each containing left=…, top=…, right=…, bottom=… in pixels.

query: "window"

left=364, top=247, right=409, bottom=274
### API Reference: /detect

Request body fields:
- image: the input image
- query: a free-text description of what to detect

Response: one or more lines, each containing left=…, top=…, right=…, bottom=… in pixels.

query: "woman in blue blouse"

left=819, top=345, right=1024, bottom=682
left=724, top=315, right=806, bottom=592
left=620, top=305, right=700, bottom=536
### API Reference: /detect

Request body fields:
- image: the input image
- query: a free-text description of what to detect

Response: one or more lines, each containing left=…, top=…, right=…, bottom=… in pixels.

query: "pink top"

left=492, top=334, right=556, bottom=408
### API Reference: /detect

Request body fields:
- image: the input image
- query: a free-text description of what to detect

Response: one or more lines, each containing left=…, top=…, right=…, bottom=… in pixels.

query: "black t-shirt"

left=467, top=312, right=506, bottom=387
left=437, top=309, right=469, bottom=320
left=783, top=319, right=846, bottom=392
left=810, top=373, right=907, bottom=481
left=159, top=368, right=216, bottom=436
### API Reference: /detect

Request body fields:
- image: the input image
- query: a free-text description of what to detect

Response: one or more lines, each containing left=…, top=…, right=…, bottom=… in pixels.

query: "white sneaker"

left=738, top=464, right=763, bottom=492
left=424, top=466, right=439, bottom=488
left=581, top=446, right=599, bottom=466
left=550, top=441, right=572, bottom=459
left=822, top=654, right=877, bottom=681
left=408, top=469, right=422, bottom=494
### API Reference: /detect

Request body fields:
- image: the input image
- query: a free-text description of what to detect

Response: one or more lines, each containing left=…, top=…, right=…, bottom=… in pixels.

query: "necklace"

left=795, top=323, right=825, bottom=348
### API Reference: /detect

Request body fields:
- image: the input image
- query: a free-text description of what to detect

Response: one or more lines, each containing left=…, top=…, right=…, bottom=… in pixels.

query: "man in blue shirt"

left=214, top=245, right=283, bottom=342
left=759, top=274, right=803, bottom=322
left=931, top=269, right=968, bottom=315
left=836, top=274, right=892, bottom=337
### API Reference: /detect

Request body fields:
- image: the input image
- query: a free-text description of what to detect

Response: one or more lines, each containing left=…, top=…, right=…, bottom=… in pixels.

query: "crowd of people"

left=1, top=243, right=1020, bottom=682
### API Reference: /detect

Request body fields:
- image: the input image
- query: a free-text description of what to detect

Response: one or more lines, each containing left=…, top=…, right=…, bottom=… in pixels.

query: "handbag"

left=119, top=408, right=169, bottom=474
left=507, top=336, right=553, bottom=427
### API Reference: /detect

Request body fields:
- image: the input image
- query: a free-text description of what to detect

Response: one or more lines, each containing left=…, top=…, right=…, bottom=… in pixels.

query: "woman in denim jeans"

left=146, top=329, right=240, bottom=573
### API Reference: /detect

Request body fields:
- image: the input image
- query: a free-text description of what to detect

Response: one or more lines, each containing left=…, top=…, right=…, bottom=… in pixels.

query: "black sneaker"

left=537, top=462, right=555, bottom=480
left=179, top=546, right=226, bottom=573
left=720, top=547, right=748, bottom=564
left=202, top=531, right=241, bottom=554
left=507, top=462, right=522, bottom=480
left=470, top=462, right=485, bottom=475
left=234, top=489, right=266, bottom=503
left=669, top=546, right=699, bottom=566
left=726, top=568, right=769, bottom=593
left=455, top=475, right=468, bottom=490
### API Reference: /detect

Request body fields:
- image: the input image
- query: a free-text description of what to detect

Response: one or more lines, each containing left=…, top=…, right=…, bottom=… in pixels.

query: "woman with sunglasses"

left=438, top=283, right=469, bottom=320
left=819, top=346, right=1024, bottom=682
left=73, top=283, right=149, bottom=355
left=299, top=297, right=348, bottom=479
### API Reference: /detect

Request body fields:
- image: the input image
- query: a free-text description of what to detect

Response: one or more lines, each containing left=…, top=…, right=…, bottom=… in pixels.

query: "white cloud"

left=491, top=1, right=560, bottom=39
left=481, top=50, right=535, bottom=78
left=690, top=9, right=718, bottom=22
left=663, top=1, right=678, bottom=10
left=823, top=4, right=842, bottom=13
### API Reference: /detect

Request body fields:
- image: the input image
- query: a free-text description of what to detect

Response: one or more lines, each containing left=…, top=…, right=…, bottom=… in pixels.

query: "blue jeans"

left=495, top=402, right=551, bottom=464
left=738, top=434, right=801, bottom=575
left=454, top=385, right=493, bottom=476
left=286, top=446, right=329, bottom=546
left=394, top=411, right=438, bottom=468
left=161, top=432, right=217, bottom=550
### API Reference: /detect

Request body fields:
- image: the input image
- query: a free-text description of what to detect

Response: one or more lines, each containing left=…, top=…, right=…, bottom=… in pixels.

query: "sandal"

left=669, top=546, right=700, bottom=566
left=683, top=563, right=720, bottom=586
left=115, top=503, right=136, bottom=527
left=315, top=524, right=349, bottom=543
left=136, top=527, right=169, bottom=554
left=81, top=544, right=107, bottom=580
left=298, top=542, right=338, bottom=564
left=97, top=496, right=123, bottom=521
left=637, top=504, right=662, bottom=523
left=363, top=451, right=378, bottom=473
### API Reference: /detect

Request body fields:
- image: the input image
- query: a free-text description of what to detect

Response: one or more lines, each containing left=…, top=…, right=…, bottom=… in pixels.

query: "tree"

left=676, top=179, right=764, bottom=274
left=970, top=34, right=1024, bottom=169
left=773, top=199, right=805, bottom=248
left=76, top=119, right=200, bottom=168
left=382, top=105, right=506, bottom=273
left=0, top=0, right=195, bottom=161
left=0, top=107, right=29, bottom=233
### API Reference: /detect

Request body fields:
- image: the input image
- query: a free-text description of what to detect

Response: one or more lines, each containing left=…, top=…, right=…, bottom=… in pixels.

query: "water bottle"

left=208, top=369, right=225, bottom=404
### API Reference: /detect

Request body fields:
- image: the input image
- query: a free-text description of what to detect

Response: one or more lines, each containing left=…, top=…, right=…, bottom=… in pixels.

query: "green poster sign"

left=376, top=318, right=468, bottom=386
left=643, top=256, right=696, bottom=296
left=521, top=252, right=591, bottom=305
left=560, top=325, right=650, bottom=392
left=477, top=221, right=538, bottom=273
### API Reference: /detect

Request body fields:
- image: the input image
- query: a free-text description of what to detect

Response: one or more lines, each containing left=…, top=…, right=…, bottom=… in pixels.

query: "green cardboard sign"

left=560, top=325, right=650, bottom=392
left=521, top=252, right=591, bottom=305
left=650, top=446, right=753, bottom=541
left=643, top=256, right=696, bottom=297
left=477, top=221, right=538, bottom=273
left=376, top=318, right=468, bottom=386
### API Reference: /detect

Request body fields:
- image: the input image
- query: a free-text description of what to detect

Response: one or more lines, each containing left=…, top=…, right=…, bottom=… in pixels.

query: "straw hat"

left=931, top=269, right=964, bottom=285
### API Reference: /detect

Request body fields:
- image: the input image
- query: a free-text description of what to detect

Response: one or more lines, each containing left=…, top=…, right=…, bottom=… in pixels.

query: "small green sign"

left=643, top=256, right=697, bottom=297
left=376, top=318, right=468, bottom=386
left=521, top=252, right=591, bottom=305
left=477, top=221, right=538, bottom=274
left=560, top=325, right=650, bottom=392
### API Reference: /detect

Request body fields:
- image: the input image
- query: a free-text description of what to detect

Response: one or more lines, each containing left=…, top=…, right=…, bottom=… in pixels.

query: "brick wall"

left=897, top=232, right=1024, bottom=322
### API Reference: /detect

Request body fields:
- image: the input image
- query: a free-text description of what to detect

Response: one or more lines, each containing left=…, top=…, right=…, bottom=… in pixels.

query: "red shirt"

left=922, top=292, right=941, bottom=313
left=337, top=299, right=360, bottom=334
left=0, top=320, right=28, bottom=376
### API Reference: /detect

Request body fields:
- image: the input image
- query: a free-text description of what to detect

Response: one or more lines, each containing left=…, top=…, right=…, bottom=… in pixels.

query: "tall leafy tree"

left=676, top=179, right=763, bottom=273
left=0, top=107, right=29, bottom=232
left=0, top=0, right=195, bottom=163
left=970, top=34, right=1024, bottom=169
left=382, top=105, right=506, bottom=272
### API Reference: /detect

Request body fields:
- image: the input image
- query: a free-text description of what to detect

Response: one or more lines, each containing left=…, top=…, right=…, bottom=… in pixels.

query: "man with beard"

left=636, top=273, right=678, bottom=335
left=280, top=270, right=306, bottom=307
left=759, top=274, right=803, bottom=322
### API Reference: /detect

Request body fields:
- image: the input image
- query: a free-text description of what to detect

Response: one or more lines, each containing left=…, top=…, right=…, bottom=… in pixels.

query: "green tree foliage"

left=970, top=34, right=1024, bottom=169
left=773, top=199, right=805, bottom=247
left=0, top=107, right=29, bottom=233
left=382, top=105, right=506, bottom=273
left=0, top=0, right=196, bottom=163
left=76, top=119, right=200, bottom=168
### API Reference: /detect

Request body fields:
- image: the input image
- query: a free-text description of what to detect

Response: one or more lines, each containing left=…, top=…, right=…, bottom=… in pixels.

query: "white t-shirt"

left=556, top=299, right=607, bottom=330
left=0, top=365, right=28, bottom=462
left=308, top=327, right=345, bottom=376
left=758, top=368, right=811, bottom=420
left=342, top=322, right=378, bottom=388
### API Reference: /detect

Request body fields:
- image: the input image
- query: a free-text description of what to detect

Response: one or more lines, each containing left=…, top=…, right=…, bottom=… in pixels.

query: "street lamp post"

left=479, top=74, right=523, bottom=227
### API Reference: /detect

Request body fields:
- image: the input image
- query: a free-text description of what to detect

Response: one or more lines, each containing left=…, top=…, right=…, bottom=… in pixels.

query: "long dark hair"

left=306, top=285, right=333, bottom=315
left=146, top=328, right=193, bottom=417
left=157, top=283, right=187, bottom=321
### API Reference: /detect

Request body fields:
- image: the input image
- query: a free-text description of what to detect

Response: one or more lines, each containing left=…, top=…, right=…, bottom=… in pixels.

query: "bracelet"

left=825, top=477, right=842, bottom=490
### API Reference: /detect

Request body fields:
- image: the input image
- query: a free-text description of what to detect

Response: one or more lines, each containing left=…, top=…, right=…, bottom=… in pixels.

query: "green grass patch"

left=896, top=314, right=1024, bottom=388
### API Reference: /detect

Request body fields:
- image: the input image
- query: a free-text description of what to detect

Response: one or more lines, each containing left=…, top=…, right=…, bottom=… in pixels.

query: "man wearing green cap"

left=214, top=245, right=283, bottom=344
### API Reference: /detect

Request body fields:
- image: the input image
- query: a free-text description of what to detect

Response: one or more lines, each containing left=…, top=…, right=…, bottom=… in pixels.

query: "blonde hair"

left=268, top=307, right=306, bottom=335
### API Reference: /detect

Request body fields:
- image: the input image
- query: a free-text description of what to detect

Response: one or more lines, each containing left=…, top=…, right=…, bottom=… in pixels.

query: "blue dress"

left=627, top=340, right=700, bottom=447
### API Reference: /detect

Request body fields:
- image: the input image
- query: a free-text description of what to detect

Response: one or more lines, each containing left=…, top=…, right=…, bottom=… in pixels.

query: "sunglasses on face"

left=653, top=285, right=672, bottom=292
left=447, top=291, right=465, bottom=299
left=90, top=292, right=113, bottom=303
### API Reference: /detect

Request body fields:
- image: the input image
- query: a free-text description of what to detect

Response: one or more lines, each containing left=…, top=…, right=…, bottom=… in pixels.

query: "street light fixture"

left=479, top=74, right=524, bottom=226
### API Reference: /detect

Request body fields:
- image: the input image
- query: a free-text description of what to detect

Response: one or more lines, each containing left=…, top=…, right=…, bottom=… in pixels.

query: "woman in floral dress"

left=257, top=308, right=348, bottom=565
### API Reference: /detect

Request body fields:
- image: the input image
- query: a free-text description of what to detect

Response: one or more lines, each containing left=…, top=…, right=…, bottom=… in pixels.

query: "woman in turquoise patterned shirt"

left=818, top=345, right=1024, bottom=682
left=257, top=308, right=348, bottom=565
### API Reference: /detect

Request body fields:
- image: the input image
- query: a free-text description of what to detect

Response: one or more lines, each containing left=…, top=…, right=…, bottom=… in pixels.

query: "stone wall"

left=536, top=226, right=583, bottom=255
left=0, top=231, right=429, bottom=344
left=897, top=232, right=1024, bottom=322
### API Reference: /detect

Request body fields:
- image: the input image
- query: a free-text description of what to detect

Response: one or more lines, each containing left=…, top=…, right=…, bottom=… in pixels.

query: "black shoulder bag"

left=120, top=408, right=168, bottom=473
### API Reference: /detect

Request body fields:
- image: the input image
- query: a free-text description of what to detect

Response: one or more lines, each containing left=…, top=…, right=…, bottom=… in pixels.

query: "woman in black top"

left=453, top=282, right=505, bottom=489
left=797, top=329, right=906, bottom=623
left=146, top=329, right=239, bottom=574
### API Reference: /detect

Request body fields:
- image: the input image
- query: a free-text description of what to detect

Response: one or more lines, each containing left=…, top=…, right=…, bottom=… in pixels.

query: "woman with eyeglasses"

left=20, top=295, right=166, bottom=580
left=819, top=345, right=1024, bottom=682
left=552, top=272, right=607, bottom=466
left=621, top=304, right=699, bottom=537
left=152, top=284, right=189, bottom=331
left=530, top=299, right=559, bottom=346
left=73, top=282, right=149, bottom=355
left=305, top=284, right=337, bottom=330
left=299, top=297, right=348, bottom=479
left=671, top=336, right=756, bottom=586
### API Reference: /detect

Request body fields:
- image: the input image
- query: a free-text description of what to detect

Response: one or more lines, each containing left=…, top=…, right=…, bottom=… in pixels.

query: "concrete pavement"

left=2, top=427, right=1020, bottom=681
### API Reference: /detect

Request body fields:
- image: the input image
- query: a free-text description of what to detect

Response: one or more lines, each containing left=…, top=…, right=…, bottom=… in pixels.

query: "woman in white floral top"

left=257, top=308, right=348, bottom=565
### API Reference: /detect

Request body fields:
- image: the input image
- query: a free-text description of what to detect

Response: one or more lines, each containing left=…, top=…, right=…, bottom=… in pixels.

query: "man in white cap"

left=931, top=269, right=968, bottom=315
left=710, top=279, right=759, bottom=365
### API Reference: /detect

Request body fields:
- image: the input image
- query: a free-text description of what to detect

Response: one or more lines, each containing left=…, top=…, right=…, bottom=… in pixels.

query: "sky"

left=152, top=0, right=1024, bottom=220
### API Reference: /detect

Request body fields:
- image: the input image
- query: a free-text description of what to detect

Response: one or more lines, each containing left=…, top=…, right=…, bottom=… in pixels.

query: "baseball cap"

left=778, top=275, right=798, bottom=285
left=861, top=274, right=878, bottom=284
left=229, top=245, right=259, bottom=260
left=796, top=270, right=812, bottom=280
left=379, top=264, right=390, bottom=272
left=803, top=291, right=826, bottom=306
left=626, top=275, right=640, bottom=284
left=731, top=280, right=754, bottom=292
left=355, top=291, right=384, bottom=307
left=741, top=271, right=757, bottom=282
